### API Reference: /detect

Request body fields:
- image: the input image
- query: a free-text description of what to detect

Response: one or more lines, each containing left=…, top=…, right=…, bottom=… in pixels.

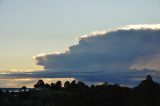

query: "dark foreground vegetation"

left=0, top=75, right=160, bottom=106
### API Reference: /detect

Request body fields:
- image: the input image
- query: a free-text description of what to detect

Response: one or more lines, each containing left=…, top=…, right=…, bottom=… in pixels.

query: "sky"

left=0, top=0, right=160, bottom=87
left=0, top=0, right=160, bottom=71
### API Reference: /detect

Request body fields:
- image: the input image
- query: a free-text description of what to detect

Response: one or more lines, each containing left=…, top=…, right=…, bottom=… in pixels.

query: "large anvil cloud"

left=35, top=24, right=160, bottom=73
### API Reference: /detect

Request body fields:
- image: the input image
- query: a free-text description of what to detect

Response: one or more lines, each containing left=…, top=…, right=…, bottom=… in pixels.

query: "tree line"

left=0, top=75, right=160, bottom=106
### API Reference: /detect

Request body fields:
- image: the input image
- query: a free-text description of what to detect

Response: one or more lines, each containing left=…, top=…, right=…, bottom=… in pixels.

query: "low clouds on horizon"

left=35, top=24, right=160, bottom=73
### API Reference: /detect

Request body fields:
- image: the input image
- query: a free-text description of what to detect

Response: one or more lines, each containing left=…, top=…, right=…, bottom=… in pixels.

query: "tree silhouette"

left=77, top=81, right=89, bottom=90
left=21, top=86, right=27, bottom=92
left=138, top=75, right=159, bottom=88
left=45, top=83, right=51, bottom=88
left=34, top=80, right=45, bottom=88
left=64, top=81, right=71, bottom=89
left=50, top=81, right=62, bottom=90
left=51, top=83, right=56, bottom=89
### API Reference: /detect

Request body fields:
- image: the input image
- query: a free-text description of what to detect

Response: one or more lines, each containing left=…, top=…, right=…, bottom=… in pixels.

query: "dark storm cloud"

left=35, top=24, right=160, bottom=72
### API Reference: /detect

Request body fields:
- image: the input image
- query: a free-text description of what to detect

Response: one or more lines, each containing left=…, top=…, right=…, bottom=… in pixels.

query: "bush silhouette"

left=34, top=80, right=45, bottom=88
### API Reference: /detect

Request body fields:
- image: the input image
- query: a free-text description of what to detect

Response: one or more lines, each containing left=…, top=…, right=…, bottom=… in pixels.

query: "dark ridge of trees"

left=0, top=75, right=160, bottom=106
